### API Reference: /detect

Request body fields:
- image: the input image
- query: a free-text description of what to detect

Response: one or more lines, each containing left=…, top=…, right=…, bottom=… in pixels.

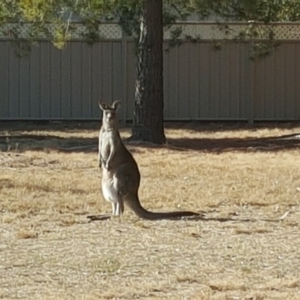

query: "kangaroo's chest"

left=100, top=131, right=113, bottom=160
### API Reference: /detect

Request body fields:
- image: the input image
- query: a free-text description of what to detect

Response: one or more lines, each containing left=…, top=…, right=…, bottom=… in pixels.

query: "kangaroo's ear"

left=98, top=102, right=107, bottom=111
left=111, top=100, right=121, bottom=111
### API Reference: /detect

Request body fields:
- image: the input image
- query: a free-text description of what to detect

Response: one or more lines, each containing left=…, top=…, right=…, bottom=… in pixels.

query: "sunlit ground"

left=1, top=122, right=300, bottom=299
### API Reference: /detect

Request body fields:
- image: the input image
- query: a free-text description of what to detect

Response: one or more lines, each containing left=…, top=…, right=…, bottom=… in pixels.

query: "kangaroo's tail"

left=126, top=195, right=199, bottom=220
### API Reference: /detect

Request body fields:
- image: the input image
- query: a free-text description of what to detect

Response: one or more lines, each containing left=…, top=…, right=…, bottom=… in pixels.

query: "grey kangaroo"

left=97, top=100, right=199, bottom=220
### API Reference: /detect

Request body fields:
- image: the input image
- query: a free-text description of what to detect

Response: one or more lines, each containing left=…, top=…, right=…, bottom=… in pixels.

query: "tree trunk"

left=130, top=0, right=166, bottom=144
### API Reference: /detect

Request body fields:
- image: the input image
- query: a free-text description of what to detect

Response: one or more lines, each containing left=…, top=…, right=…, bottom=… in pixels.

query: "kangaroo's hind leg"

left=90, top=177, right=124, bottom=219
left=112, top=200, right=124, bottom=216
left=87, top=178, right=123, bottom=222
left=111, top=200, right=124, bottom=223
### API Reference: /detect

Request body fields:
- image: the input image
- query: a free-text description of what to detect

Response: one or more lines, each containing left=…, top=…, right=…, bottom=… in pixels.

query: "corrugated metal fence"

left=0, top=22, right=300, bottom=121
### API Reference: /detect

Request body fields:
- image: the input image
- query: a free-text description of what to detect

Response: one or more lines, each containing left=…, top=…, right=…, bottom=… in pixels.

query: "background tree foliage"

left=0, top=0, right=190, bottom=44
left=190, top=0, right=300, bottom=22
left=2, top=0, right=299, bottom=36
left=2, top=0, right=300, bottom=57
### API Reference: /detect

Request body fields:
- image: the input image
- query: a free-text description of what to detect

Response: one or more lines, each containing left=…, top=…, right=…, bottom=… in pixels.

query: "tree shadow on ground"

left=1, top=133, right=299, bottom=153
left=0, top=134, right=99, bottom=153
left=164, top=134, right=300, bottom=153
left=0, top=121, right=100, bottom=132
left=0, top=121, right=299, bottom=153
left=164, top=121, right=300, bottom=133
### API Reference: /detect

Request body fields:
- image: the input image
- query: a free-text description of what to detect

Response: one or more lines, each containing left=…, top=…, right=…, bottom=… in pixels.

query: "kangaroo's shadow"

left=86, top=212, right=292, bottom=223
left=86, top=214, right=254, bottom=223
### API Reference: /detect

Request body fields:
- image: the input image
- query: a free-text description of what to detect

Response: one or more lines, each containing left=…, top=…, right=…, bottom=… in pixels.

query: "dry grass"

left=1, top=122, right=300, bottom=300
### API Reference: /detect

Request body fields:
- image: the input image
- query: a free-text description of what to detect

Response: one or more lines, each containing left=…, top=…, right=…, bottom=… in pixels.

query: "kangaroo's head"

left=99, top=100, right=121, bottom=128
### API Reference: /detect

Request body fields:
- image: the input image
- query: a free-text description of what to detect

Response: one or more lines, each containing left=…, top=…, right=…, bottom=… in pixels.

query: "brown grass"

left=1, top=122, right=300, bottom=299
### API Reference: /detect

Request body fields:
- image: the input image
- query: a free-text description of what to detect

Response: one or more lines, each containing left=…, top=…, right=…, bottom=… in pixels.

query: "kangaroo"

left=97, top=100, right=199, bottom=220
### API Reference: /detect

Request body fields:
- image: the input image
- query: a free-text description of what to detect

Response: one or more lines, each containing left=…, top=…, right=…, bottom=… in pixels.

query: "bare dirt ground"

left=1, top=121, right=300, bottom=300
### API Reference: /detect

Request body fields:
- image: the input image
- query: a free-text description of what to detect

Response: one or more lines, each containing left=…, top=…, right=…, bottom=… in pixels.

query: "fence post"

left=248, top=40, right=255, bottom=124
left=121, top=29, right=127, bottom=125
